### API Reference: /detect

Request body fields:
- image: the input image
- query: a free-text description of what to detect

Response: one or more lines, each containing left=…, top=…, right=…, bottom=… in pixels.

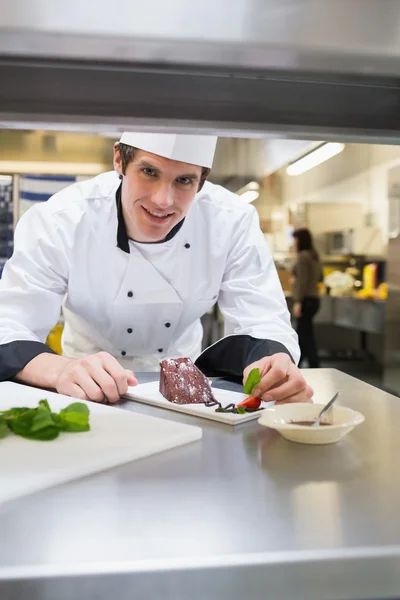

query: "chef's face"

left=114, top=147, right=203, bottom=243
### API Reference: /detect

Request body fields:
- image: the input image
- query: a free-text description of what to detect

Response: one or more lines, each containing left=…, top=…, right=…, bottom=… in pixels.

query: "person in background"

left=291, top=228, right=323, bottom=368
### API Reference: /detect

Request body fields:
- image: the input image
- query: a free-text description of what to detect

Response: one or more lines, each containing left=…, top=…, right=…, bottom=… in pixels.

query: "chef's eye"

left=143, top=167, right=157, bottom=177
left=176, top=177, right=192, bottom=186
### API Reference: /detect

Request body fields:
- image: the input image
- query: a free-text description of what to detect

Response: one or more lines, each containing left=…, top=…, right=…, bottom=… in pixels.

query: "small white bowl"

left=258, top=403, right=365, bottom=445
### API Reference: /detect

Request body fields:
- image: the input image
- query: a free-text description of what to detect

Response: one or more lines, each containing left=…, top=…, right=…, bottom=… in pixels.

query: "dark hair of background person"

left=293, top=227, right=319, bottom=261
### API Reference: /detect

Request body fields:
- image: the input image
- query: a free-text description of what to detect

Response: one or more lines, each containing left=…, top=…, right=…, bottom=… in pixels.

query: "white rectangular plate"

left=0, top=382, right=202, bottom=506
left=125, top=381, right=262, bottom=425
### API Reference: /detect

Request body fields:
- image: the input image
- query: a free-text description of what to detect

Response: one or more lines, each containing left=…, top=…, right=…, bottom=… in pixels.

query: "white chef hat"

left=118, top=132, right=217, bottom=169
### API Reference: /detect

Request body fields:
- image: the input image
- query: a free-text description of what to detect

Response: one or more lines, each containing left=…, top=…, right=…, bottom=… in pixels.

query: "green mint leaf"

left=51, top=413, right=62, bottom=427
left=53, top=411, right=90, bottom=432
left=0, top=416, right=8, bottom=439
left=2, top=407, right=30, bottom=421
left=58, top=415, right=90, bottom=432
left=38, top=399, right=51, bottom=412
left=235, top=406, right=247, bottom=415
left=27, top=426, right=60, bottom=441
left=7, top=409, right=36, bottom=436
left=59, top=403, right=90, bottom=432
left=1, top=399, right=90, bottom=440
left=28, top=427, right=60, bottom=441
left=8, top=409, right=59, bottom=441
left=61, top=403, right=89, bottom=415
left=243, top=368, right=261, bottom=395
left=58, top=405, right=90, bottom=432
left=31, top=407, right=57, bottom=433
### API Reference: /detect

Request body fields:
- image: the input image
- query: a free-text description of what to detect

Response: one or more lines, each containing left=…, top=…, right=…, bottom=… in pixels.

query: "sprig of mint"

left=0, top=416, right=8, bottom=439
left=243, top=368, right=261, bottom=395
left=0, top=399, right=90, bottom=442
left=57, top=403, right=90, bottom=432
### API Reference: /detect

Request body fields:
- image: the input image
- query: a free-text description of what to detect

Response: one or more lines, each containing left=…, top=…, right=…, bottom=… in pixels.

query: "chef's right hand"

left=56, top=351, right=138, bottom=403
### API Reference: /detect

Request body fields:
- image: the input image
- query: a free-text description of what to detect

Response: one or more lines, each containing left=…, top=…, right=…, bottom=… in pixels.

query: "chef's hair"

left=115, top=143, right=210, bottom=191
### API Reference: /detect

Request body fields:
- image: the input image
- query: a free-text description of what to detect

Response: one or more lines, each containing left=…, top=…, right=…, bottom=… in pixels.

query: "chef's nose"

left=152, top=183, right=174, bottom=209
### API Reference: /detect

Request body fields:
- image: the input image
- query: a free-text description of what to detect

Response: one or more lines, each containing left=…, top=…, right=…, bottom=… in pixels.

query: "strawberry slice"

left=237, top=396, right=262, bottom=410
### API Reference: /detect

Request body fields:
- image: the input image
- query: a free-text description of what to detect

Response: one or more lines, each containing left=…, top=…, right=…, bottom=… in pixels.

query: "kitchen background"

left=1, top=129, right=399, bottom=395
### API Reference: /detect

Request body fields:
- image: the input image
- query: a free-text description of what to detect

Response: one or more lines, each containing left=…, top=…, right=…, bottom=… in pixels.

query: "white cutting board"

left=0, top=382, right=202, bottom=506
left=125, top=381, right=263, bottom=425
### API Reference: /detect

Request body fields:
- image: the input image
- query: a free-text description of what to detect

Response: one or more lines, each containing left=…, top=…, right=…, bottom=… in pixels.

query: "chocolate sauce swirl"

left=203, top=398, right=246, bottom=414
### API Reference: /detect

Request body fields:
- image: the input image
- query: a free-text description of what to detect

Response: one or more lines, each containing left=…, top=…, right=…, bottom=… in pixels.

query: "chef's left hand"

left=243, top=353, right=313, bottom=404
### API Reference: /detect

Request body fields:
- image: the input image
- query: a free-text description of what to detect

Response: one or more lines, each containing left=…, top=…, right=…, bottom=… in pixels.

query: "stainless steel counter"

left=283, top=297, right=386, bottom=363
left=285, top=295, right=386, bottom=334
left=1, top=369, right=400, bottom=600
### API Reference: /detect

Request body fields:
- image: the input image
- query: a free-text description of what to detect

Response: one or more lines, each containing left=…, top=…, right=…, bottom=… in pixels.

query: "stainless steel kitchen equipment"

left=324, top=228, right=385, bottom=257
left=1, top=370, right=400, bottom=600
left=1, top=0, right=400, bottom=142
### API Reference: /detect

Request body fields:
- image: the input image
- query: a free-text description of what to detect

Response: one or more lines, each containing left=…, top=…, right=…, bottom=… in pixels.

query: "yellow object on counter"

left=363, top=263, right=377, bottom=292
left=355, top=289, right=374, bottom=299
left=355, top=282, right=387, bottom=300
left=46, top=322, right=64, bottom=355
left=377, top=282, right=388, bottom=299
left=322, top=266, right=337, bottom=278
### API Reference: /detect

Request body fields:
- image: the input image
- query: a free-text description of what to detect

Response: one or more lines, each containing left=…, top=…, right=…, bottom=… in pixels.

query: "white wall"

left=306, top=203, right=363, bottom=235
left=281, top=144, right=400, bottom=242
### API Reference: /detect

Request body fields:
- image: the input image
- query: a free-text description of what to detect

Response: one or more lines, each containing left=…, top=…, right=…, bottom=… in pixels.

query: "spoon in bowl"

left=312, top=392, right=341, bottom=427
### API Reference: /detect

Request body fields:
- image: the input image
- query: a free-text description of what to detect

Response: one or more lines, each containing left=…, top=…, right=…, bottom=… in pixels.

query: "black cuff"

left=195, top=335, right=293, bottom=382
left=0, top=340, right=57, bottom=381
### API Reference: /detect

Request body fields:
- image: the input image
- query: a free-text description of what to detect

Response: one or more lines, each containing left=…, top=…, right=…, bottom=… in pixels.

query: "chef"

left=0, top=132, right=313, bottom=404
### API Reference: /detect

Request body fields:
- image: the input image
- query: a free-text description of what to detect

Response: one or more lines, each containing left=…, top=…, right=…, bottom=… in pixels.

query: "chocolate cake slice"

left=160, top=357, right=216, bottom=405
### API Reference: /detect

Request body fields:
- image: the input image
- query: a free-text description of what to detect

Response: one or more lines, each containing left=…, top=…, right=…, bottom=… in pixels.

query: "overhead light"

left=0, top=161, right=105, bottom=175
left=240, top=190, right=259, bottom=203
left=236, top=181, right=260, bottom=203
left=286, top=143, right=345, bottom=176
left=100, top=132, right=123, bottom=140
left=247, top=181, right=260, bottom=191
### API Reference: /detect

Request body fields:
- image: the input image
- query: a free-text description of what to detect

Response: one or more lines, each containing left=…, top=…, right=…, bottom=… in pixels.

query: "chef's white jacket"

left=0, top=171, right=299, bottom=380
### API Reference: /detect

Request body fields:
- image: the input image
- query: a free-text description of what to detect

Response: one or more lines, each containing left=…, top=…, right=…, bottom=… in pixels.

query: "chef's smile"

left=114, top=149, right=202, bottom=243
left=141, top=205, right=175, bottom=224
